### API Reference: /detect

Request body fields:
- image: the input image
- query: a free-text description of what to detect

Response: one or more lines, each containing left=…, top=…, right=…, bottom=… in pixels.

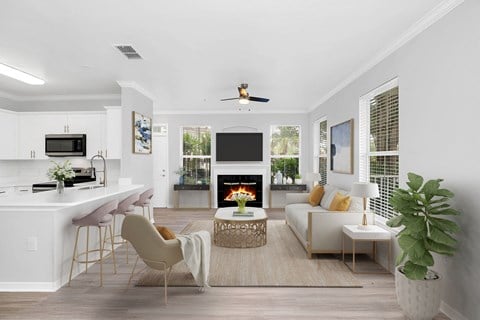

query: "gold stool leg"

left=109, top=225, right=117, bottom=274
left=85, top=226, right=90, bottom=274
left=98, top=226, right=103, bottom=287
left=68, top=226, right=81, bottom=286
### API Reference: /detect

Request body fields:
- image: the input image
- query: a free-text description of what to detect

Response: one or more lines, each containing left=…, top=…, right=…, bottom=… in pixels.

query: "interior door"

left=152, top=124, right=169, bottom=207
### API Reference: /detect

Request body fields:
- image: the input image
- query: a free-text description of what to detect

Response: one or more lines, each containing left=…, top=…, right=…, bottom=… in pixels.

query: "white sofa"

left=285, top=184, right=373, bottom=258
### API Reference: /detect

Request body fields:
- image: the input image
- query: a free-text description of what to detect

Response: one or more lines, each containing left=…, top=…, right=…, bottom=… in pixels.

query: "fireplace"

left=217, top=175, right=263, bottom=208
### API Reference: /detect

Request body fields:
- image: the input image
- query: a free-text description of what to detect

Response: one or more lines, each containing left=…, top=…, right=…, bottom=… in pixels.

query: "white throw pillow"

left=320, top=184, right=338, bottom=209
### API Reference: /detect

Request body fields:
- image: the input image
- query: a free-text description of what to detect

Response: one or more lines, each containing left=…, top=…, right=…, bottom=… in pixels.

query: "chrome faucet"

left=90, top=154, right=107, bottom=187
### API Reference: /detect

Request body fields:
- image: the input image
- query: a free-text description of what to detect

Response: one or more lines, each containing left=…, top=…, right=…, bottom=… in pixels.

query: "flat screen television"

left=216, top=132, right=263, bottom=161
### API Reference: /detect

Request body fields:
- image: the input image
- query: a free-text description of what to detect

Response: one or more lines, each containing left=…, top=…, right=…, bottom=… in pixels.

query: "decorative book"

left=233, top=211, right=254, bottom=217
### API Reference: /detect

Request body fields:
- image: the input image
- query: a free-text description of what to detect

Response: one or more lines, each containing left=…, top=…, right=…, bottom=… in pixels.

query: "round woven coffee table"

left=213, top=207, right=267, bottom=248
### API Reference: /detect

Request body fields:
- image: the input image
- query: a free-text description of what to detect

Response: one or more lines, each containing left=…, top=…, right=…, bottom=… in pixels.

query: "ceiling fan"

left=220, top=83, right=269, bottom=104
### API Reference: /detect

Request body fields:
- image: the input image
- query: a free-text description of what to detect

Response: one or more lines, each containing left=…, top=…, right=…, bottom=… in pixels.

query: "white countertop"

left=0, top=184, right=144, bottom=208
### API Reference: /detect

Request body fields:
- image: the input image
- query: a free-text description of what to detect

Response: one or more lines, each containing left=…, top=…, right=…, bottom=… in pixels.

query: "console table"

left=173, top=184, right=211, bottom=209
left=269, top=184, right=307, bottom=208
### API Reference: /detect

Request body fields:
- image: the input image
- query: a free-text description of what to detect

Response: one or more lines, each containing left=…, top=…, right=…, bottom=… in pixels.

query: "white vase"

left=286, top=177, right=293, bottom=184
left=395, top=267, right=442, bottom=320
left=295, top=178, right=302, bottom=184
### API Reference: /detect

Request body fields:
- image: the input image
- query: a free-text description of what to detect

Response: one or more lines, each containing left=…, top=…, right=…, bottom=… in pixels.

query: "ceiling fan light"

left=239, top=97, right=249, bottom=105
left=0, top=63, right=45, bottom=85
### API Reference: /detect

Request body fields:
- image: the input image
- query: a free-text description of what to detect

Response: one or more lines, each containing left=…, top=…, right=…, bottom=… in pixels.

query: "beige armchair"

left=121, top=215, right=183, bottom=304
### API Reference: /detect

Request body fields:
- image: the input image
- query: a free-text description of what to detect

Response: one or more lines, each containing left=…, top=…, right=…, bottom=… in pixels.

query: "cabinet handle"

left=67, top=125, right=69, bottom=133
left=33, top=151, right=35, bottom=158
left=105, top=149, right=107, bottom=158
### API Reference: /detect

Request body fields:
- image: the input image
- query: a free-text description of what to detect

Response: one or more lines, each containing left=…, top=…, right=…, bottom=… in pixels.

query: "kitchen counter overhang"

left=0, top=184, right=144, bottom=292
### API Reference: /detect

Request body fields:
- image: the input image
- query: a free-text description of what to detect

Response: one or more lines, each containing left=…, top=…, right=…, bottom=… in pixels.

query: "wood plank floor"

left=0, top=208, right=449, bottom=319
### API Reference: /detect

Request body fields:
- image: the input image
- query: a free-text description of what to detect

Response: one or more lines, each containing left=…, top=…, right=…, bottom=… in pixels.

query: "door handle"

left=33, top=150, right=35, bottom=158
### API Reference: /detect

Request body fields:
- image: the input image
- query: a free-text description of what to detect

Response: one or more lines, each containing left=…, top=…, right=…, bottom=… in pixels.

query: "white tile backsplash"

left=0, top=159, right=120, bottom=186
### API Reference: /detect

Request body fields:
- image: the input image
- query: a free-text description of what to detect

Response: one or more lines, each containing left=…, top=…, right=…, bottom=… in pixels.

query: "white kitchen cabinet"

left=104, top=106, right=122, bottom=159
left=17, top=112, right=108, bottom=160
left=0, top=109, right=18, bottom=159
left=18, top=114, right=53, bottom=159
left=67, top=112, right=106, bottom=159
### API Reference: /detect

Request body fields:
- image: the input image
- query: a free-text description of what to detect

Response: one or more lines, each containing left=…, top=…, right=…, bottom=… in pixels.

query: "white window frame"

left=359, top=78, right=399, bottom=222
left=269, top=124, right=302, bottom=179
left=180, top=125, right=212, bottom=183
left=313, top=117, right=327, bottom=186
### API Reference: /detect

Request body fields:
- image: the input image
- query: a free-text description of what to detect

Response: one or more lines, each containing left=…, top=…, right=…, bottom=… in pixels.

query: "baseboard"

left=440, top=301, right=469, bottom=320
left=0, top=281, right=61, bottom=292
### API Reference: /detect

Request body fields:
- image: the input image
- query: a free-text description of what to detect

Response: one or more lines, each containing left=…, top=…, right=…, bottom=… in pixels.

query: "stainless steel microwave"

left=45, top=134, right=87, bottom=157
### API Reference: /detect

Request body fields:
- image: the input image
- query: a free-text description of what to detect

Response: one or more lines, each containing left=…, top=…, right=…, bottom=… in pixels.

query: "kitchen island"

left=0, top=184, right=143, bottom=292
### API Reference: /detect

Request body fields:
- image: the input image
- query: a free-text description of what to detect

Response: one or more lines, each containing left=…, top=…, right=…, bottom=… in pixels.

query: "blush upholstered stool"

left=134, top=188, right=154, bottom=222
left=68, top=199, right=118, bottom=286
left=105, top=193, right=139, bottom=264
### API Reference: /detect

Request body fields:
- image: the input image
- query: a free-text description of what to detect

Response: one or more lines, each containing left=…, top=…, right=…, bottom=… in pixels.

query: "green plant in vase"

left=386, top=172, right=460, bottom=319
left=231, top=193, right=253, bottom=214
left=47, top=160, right=75, bottom=194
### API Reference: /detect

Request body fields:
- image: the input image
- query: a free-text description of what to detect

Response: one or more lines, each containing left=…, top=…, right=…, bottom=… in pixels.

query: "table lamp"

left=306, top=172, right=322, bottom=190
left=350, top=182, right=379, bottom=229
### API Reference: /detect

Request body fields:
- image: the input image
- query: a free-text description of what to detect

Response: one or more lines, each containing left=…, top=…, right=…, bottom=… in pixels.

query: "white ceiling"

left=0, top=0, right=450, bottom=113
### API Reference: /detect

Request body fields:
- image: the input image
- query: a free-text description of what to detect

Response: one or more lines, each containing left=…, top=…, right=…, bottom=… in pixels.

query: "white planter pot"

left=295, top=179, right=302, bottom=184
left=395, top=267, right=442, bottom=320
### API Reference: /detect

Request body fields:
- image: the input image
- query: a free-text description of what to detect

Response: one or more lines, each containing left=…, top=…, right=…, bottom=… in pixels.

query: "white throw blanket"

left=177, top=231, right=211, bottom=288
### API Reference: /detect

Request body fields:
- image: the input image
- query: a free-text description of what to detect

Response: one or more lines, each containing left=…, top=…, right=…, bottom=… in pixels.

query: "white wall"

left=154, top=113, right=309, bottom=208
left=309, top=1, right=479, bottom=318
left=120, top=87, right=154, bottom=188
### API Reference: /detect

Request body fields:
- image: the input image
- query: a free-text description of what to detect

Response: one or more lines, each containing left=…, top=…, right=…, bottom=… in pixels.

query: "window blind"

left=318, top=119, right=328, bottom=185
left=360, top=82, right=399, bottom=220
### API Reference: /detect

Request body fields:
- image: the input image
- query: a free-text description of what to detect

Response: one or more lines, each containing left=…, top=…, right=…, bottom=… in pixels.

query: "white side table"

left=342, top=225, right=391, bottom=273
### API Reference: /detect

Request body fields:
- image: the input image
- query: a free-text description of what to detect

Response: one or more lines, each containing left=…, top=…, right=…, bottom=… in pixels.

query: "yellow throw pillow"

left=308, top=185, right=325, bottom=206
left=328, top=192, right=351, bottom=211
left=155, top=225, right=176, bottom=240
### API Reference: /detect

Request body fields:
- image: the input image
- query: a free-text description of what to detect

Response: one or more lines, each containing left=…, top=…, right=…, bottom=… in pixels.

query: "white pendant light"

left=0, top=63, right=45, bottom=85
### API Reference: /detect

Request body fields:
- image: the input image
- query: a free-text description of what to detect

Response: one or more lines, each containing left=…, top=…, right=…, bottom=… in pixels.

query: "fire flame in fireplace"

left=224, top=186, right=256, bottom=201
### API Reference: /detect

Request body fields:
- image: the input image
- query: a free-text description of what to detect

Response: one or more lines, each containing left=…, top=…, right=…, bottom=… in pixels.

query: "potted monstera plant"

left=387, top=173, right=460, bottom=320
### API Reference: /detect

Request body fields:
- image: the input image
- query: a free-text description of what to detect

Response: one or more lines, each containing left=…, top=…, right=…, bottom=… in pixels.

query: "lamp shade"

left=350, top=182, right=379, bottom=198
left=306, top=172, right=322, bottom=182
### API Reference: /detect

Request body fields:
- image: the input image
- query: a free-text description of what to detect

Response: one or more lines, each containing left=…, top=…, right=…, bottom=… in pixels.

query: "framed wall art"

left=330, top=119, right=353, bottom=174
left=132, top=111, right=152, bottom=154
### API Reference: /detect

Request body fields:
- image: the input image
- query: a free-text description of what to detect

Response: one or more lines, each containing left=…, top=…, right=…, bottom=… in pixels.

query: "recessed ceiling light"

left=0, top=63, right=45, bottom=85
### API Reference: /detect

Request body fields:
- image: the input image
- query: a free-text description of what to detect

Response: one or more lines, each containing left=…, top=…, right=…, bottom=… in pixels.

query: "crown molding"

left=116, top=81, right=156, bottom=101
left=307, top=0, right=464, bottom=112
left=0, top=91, right=120, bottom=102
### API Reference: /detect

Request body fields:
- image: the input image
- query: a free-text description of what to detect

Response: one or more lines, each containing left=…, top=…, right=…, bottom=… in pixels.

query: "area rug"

left=136, top=220, right=361, bottom=288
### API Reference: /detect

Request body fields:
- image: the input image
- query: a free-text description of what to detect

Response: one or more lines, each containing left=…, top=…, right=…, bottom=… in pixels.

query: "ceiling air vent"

left=114, top=45, right=143, bottom=60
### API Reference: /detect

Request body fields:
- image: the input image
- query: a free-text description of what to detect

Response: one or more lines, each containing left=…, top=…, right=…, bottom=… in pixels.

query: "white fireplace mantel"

left=212, top=164, right=269, bottom=208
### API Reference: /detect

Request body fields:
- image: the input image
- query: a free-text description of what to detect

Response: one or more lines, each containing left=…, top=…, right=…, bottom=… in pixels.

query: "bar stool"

left=105, top=193, right=139, bottom=264
left=68, top=199, right=118, bottom=287
left=134, top=188, right=154, bottom=222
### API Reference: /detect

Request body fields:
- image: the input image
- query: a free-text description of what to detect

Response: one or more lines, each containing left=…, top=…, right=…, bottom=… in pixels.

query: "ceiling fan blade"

left=249, top=96, right=270, bottom=103
left=220, top=97, right=239, bottom=101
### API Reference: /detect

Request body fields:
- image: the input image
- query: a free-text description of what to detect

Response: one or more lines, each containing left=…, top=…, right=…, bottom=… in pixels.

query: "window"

left=270, top=125, right=300, bottom=183
left=181, top=126, right=211, bottom=184
left=313, top=118, right=328, bottom=186
left=360, top=79, right=399, bottom=220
